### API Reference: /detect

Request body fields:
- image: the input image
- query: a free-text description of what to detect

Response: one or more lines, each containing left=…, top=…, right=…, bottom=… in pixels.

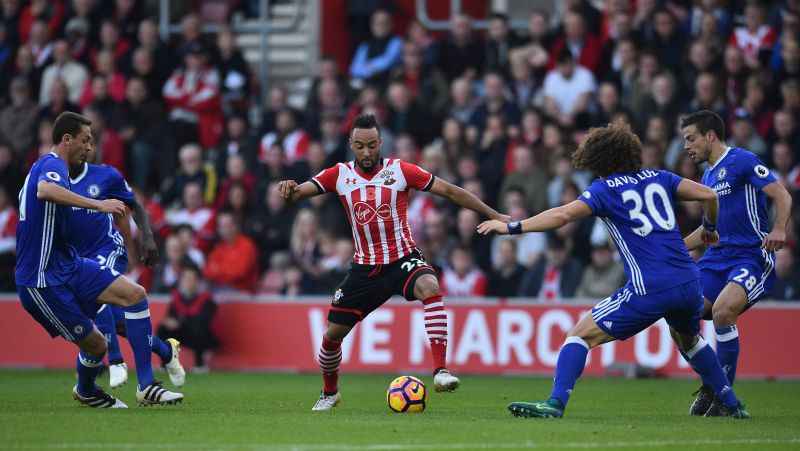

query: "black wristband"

left=507, top=221, right=522, bottom=235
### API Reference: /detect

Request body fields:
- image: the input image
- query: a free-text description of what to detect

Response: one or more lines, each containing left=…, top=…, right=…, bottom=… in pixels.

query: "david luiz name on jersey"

left=604, top=169, right=659, bottom=187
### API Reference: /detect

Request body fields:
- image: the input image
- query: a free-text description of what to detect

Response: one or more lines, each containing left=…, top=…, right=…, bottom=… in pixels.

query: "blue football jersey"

left=701, top=147, right=776, bottom=248
left=68, top=163, right=136, bottom=271
left=579, top=169, right=698, bottom=295
left=15, top=153, right=79, bottom=288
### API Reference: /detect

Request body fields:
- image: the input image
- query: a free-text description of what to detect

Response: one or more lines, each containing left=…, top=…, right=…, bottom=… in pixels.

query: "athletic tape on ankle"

left=685, top=336, right=708, bottom=359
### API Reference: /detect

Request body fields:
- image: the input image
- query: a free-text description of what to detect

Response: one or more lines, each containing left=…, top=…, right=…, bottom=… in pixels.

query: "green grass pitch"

left=1, top=370, right=798, bottom=450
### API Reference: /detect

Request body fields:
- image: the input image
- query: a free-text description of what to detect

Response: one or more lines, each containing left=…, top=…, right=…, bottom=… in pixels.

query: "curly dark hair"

left=571, top=123, right=642, bottom=177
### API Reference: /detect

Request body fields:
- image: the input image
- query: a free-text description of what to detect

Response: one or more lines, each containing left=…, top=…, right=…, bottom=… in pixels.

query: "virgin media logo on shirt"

left=353, top=201, right=392, bottom=225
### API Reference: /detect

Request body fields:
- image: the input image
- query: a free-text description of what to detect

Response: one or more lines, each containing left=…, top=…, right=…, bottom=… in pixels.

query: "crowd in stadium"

left=0, top=0, right=798, bottom=301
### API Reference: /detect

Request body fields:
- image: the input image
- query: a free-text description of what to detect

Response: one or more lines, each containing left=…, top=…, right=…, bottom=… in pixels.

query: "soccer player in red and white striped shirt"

left=278, top=114, right=509, bottom=411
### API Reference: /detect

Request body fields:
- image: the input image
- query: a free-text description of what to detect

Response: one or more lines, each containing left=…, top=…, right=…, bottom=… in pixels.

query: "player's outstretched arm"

left=676, top=179, right=719, bottom=250
left=131, top=200, right=159, bottom=266
left=37, top=181, right=127, bottom=215
left=761, top=181, right=792, bottom=252
left=427, top=178, right=509, bottom=222
left=476, top=200, right=592, bottom=236
left=277, top=180, right=321, bottom=204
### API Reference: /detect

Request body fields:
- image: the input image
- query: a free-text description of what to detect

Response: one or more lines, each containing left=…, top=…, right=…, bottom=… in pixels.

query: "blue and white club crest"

left=717, top=167, right=727, bottom=180
left=88, top=184, right=100, bottom=198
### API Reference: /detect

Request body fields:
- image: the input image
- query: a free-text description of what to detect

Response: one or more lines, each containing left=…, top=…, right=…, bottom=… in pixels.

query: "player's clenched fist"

left=278, top=180, right=298, bottom=200
left=97, top=199, right=127, bottom=216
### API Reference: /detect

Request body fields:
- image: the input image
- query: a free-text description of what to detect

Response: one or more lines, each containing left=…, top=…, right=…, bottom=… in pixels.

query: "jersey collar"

left=708, top=146, right=732, bottom=171
left=70, top=162, right=89, bottom=184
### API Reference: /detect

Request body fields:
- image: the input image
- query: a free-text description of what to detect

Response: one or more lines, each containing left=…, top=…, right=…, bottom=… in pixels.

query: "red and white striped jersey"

left=312, top=159, right=435, bottom=265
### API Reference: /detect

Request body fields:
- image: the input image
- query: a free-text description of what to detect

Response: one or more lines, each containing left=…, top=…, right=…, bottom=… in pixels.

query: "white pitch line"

left=5, top=438, right=800, bottom=451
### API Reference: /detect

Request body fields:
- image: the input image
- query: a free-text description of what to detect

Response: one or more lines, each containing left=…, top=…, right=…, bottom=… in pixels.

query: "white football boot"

left=73, top=385, right=127, bottom=408
left=311, top=392, right=341, bottom=411
left=164, top=338, right=186, bottom=387
left=433, top=369, right=460, bottom=392
left=136, top=381, right=184, bottom=406
left=108, top=362, right=128, bottom=389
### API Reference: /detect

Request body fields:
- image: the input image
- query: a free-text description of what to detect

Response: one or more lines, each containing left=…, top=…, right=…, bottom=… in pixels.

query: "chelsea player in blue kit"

left=681, top=111, right=792, bottom=416
left=16, top=112, right=183, bottom=407
left=67, top=146, right=186, bottom=389
left=478, top=123, right=749, bottom=418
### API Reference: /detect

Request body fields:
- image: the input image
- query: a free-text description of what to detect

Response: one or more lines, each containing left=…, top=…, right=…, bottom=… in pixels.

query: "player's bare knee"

left=122, top=283, right=147, bottom=306
left=325, top=323, right=351, bottom=342
left=712, top=303, right=738, bottom=326
left=414, top=275, right=439, bottom=300
left=80, top=331, right=107, bottom=356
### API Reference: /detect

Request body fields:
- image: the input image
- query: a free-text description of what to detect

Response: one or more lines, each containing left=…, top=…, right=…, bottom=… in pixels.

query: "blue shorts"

left=90, top=245, right=128, bottom=277
left=699, top=246, right=775, bottom=307
left=592, top=280, right=704, bottom=340
left=18, top=257, right=120, bottom=342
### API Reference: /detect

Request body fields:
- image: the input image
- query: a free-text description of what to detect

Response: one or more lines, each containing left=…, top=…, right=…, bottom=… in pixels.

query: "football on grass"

left=387, top=375, right=427, bottom=413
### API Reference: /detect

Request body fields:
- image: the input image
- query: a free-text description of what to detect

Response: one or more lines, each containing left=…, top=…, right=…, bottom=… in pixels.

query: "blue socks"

left=549, top=336, right=590, bottom=408
left=123, top=299, right=155, bottom=390
left=685, top=336, right=739, bottom=409
left=152, top=336, right=172, bottom=364
left=76, top=351, right=103, bottom=396
left=715, top=325, right=739, bottom=384
left=95, top=306, right=124, bottom=364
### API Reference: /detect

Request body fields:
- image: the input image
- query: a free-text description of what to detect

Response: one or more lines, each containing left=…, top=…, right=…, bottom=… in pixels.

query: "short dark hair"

left=351, top=113, right=380, bottom=136
left=489, top=12, right=509, bottom=23
left=572, top=123, right=642, bottom=177
left=680, top=110, right=726, bottom=140
left=52, top=111, right=91, bottom=144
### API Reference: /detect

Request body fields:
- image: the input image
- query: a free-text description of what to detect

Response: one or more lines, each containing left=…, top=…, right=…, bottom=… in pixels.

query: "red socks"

left=422, top=295, right=448, bottom=371
left=319, top=336, right=342, bottom=395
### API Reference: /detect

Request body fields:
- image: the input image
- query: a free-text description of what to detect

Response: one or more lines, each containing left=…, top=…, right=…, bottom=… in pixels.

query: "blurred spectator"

left=740, top=75, right=773, bottom=138
left=80, top=49, right=127, bottom=106
left=18, top=0, right=64, bottom=44
left=391, top=42, right=449, bottom=118
left=575, top=241, right=625, bottom=299
left=247, top=182, right=295, bottom=270
left=158, top=262, right=218, bottom=371
left=454, top=208, right=492, bottom=272
left=780, top=78, right=800, bottom=114
left=549, top=10, right=603, bottom=74
left=39, top=39, right=88, bottom=105
left=83, top=106, right=125, bottom=173
left=1, top=0, right=22, bottom=48
left=487, top=238, right=524, bottom=297
left=385, top=80, right=434, bottom=145
left=771, top=141, right=800, bottom=190
left=38, top=77, right=81, bottom=124
left=476, top=114, right=511, bottom=207
left=484, top=12, right=523, bottom=77
left=173, top=223, right=206, bottom=268
left=27, top=19, right=52, bottom=68
left=349, top=9, right=402, bottom=88
left=317, top=238, right=353, bottom=293
left=644, top=8, right=686, bottom=73
left=730, top=108, right=767, bottom=157
left=437, top=13, right=484, bottom=82
left=406, top=20, right=438, bottom=67
left=204, top=211, right=258, bottom=292
left=541, top=49, right=595, bottom=127
left=260, top=108, right=311, bottom=164
left=216, top=154, right=256, bottom=209
left=0, top=186, right=17, bottom=290
left=0, top=144, right=22, bottom=203
left=491, top=204, right=545, bottom=269
left=722, top=45, right=750, bottom=109
left=304, top=78, right=347, bottom=138
left=165, top=182, right=216, bottom=251
left=769, top=109, right=799, bottom=150
left=499, top=146, right=548, bottom=216
left=508, top=53, right=538, bottom=111
left=447, top=77, right=477, bottom=125
left=154, top=233, right=188, bottom=292
left=112, top=0, right=143, bottom=40
left=729, top=2, right=776, bottom=66
left=547, top=156, right=591, bottom=208
left=135, top=18, right=173, bottom=82
left=420, top=210, right=455, bottom=270
left=470, top=71, right=521, bottom=133
left=118, top=76, right=166, bottom=189
left=688, top=71, right=727, bottom=119
left=441, top=246, right=487, bottom=297
left=770, top=248, right=800, bottom=300
left=0, top=77, right=38, bottom=156
left=609, top=38, right=638, bottom=106
left=163, top=42, right=223, bottom=151
left=519, top=234, right=584, bottom=300
left=213, top=114, right=257, bottom=178
left=290, top=208, right=322, bottom=281
left=161, top=143, right=218, bottom=207
left=318, top=113, right=348, bottom=164
left=214, top=25, right=251, bottom=115
left=94, top=19, right=132, bottom=68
